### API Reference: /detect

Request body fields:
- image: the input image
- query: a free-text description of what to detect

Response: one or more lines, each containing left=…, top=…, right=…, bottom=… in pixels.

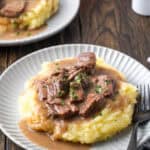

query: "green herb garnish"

left=12, top=21, right=19, bottom=29
left=61, top=99, right=65, bottom=105
left=16, top=31, right=20, bottom=35
left=75, top=74, right=82, bottom=83
left=95, top=85, right=102, bottom=94
left=70, top=88, right=78, bottom=100
left=105, top=80, right=111, bottom=85
left=99, top=112, right=102, bottom=116
left=57, top=90, right=64, bottom=97
left=75, top=73, right=88, bottom=84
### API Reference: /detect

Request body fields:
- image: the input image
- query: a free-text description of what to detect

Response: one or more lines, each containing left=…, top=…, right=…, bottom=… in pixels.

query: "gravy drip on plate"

left=19, top=120, right=90, bottom=150
left=0, top=25, right=47, bottom=40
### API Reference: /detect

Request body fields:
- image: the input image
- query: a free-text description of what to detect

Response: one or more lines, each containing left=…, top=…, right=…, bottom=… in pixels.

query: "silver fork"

left=127, top=84, right=150, bottom=150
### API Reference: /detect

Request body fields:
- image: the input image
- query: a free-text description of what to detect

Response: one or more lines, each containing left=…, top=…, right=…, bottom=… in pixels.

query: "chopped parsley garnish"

left=57, top=90, right=64, bottom=97
left=99, top=112, right=102, bottom=116
left=70, top=88, right=78, bottom=100
left=75, top=74, right=82, bottom=83
left=75, top=73, right=88, bottom=84
left=105, top=80, right=111, bottom=85
left=95, top=85, right=102, bottom=94
left=16, top=31, right=20, bottom=35
left=61, top=99, right=65, bottom=105
left=73, top=95, right=78, bottom=100
left=93, top=111, right=102, bottom=118
left=12, top=21, right=19, bottom=29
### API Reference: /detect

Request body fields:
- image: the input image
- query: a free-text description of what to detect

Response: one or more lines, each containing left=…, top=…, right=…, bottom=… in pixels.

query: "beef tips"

left=47, top=78, right=68, bottom=101
left=79, top=93, right=104, bottom=116
left=36, top=80, right=48, bottom=101
left=47, top=103, right=79, bottom=118
left=48, top=69, right=69, bottom=100
left=77, top=52, right=96, bottom=74
left=35, top=52, right=117, bottom=120
left=36, top=69, right=69, bottom=102
left=0, top=0, right=26, bottom=18
left=92, top=75, right=115, bottom=96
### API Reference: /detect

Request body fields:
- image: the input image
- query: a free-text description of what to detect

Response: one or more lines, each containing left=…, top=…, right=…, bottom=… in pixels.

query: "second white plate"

left=0, top=0, right=80, bottom=46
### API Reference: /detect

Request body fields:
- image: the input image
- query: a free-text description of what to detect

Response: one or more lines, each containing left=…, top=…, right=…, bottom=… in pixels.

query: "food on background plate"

left=19, top=52, right=138, bottom=148
left=0, top=0, right=59, bottom=39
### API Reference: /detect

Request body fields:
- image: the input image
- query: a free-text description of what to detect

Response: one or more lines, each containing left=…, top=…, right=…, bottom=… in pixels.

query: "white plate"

left=0, top=44, right=150, bottom=150
left=0, top=0, right=80, bottom=46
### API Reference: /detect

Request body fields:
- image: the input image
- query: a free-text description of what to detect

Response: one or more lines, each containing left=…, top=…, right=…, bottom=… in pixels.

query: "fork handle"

left=127, top=122, right=139, bottom=150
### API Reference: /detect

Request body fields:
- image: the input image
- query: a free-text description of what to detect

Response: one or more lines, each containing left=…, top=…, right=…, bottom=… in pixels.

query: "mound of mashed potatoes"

left=19, top=57, right=138, bottom=144
left=0, top=0, right=59, bottom=33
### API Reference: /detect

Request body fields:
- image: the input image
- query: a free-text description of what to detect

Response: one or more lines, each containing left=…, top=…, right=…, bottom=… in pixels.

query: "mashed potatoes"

left=19, top=58, right=138, bottom=144
left=0, top=0, right=59, bottom=33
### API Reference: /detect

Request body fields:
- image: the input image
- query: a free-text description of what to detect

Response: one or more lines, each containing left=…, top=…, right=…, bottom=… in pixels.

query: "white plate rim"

left=0, top=0, right=80, bottom=46
left=0, top=44, right=150, bottom=150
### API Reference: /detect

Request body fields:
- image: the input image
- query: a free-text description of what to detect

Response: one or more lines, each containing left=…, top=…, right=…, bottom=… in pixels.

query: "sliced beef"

left=47, top=69, right=69, bottom=101
left=47, top=98, right=63, bottom=105
left=0, top=0, right=26, bottom=18
left=92, top=75, right=115, bottom=96
left=77, top=52, right=96, bottom=74
left=79, top=93, right=104, bottom=116
left=47, top=104, right=79, bottom=118
left=36, top=80, right=48, bottom=101
left=47, top=79, right=67, bottom=100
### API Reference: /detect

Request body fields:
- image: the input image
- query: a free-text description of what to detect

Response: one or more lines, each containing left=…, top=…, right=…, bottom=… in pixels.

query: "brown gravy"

left=0, top=25, right=47, bottom=40
left=19, top=120, right=90, bottom=150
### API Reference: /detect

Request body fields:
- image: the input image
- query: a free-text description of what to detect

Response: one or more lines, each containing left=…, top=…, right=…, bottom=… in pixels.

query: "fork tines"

left=137, top=84, right=150, bottom=112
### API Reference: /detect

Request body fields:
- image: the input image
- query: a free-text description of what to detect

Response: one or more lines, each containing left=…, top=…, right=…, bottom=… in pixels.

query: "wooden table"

left=0, top=0, right=150, bottom=149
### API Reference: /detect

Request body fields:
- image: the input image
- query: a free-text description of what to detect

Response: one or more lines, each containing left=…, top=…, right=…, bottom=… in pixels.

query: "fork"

left=127, top=84, right=150, bottom=150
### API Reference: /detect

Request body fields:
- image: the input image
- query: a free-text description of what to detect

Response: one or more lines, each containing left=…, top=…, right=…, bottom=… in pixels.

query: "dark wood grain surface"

left=0, top=0, right=150, bottom=149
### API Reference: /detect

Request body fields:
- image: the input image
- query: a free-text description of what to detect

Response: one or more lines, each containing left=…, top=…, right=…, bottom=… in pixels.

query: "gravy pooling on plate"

left=0, top=0, right=59, bottom=40
left=19, top=52, right=138, bottom=147
left=19, top=120, right=90, bottom=150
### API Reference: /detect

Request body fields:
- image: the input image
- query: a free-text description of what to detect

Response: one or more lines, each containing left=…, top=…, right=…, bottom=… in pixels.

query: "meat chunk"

left=92, top=75, right=115, bottom=96
left=77, top=52, right=96, bottom=74
left=47, top=79, right=67, bottom=100
left=47, top=69, right=69, bottom=101
left=36, top=80, right=48, bottom=101
left=79, top=93, right=104, bottom=116
left=0, top=0, right=26, bottom=18
left=47, top=98, right=63, bottom=105
left=47, top=104, right=79, bottom=118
